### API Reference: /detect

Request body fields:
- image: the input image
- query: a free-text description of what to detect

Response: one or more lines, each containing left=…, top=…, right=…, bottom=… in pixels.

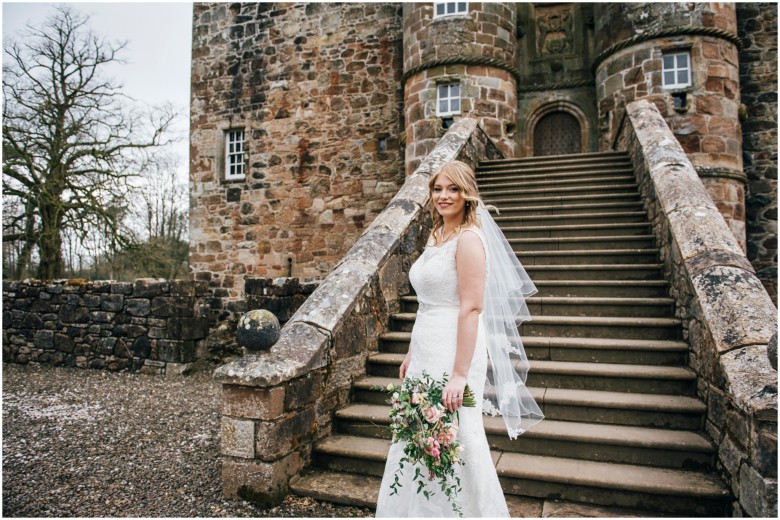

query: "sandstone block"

left=738, top=463, right=778, bottom=518
left=254, top=408, right=316, bottom=462
left=221, top=452, right=303, bottom=507
left=751, top=422, right=778, bottom=478
left=692, top=268, right=777, bottom=354
left=221, top=416, right=255, bottom=458
left=222, top=385, right=286, bottom=420
left=284, top=371, right=324, bottom=411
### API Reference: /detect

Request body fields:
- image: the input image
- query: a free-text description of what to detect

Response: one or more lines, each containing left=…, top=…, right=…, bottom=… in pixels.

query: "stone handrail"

left=214, top=117, right=502, bottom=505
left=618, top=99, right=777, bottom=518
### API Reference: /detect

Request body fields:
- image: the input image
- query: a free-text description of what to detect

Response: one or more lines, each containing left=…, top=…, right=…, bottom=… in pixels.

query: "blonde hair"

left=428, top=161, right=496, bottom=246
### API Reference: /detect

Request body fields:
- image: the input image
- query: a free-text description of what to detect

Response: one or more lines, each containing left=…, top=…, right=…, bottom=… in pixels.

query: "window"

left=662, top=52, right=691, bottom=89
left=224, top=129, right=245, bottom=181
left=437, top=83, right=460, bottom=116
left=434, top=1, right=467, bottom=18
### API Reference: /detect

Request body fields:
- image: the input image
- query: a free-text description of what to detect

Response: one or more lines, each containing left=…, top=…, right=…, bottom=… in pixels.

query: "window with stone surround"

left=437, top=83, right=461, bottom=116
left=662, top=51, right=692, bottom=89
left=224, top=129, right=246, bottom=181
left=434, top=1, right=467, bottom=18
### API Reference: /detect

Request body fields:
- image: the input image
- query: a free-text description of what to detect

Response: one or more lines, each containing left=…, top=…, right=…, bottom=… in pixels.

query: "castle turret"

left=594, top=3, right=746, bottom=248
left=403, top=2, right=518, bottom=173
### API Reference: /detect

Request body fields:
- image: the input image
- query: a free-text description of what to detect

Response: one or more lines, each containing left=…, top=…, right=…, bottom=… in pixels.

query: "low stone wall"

left=213, top=117, right=502, bottom=505
left=2, top=277, right=319, bottom=374
left=2, top=279, right=210, bottom=375
left=619, top=99, right=778, bottom=517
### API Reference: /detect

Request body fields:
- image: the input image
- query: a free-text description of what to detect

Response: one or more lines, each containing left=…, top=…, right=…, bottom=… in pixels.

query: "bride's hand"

left=399, top=353, right=412, bottom=380
left=442, top=374, right=467, bottom=412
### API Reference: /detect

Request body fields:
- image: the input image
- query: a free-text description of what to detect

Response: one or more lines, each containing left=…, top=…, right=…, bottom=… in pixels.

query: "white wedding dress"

left=375, top=228, right=509, bottom=518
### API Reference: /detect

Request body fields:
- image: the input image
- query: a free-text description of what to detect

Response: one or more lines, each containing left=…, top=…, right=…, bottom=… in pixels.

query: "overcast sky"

left=2, top=1, right=193, bottom=170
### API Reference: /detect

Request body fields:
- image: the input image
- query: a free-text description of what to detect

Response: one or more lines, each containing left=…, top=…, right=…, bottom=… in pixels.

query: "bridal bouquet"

left=382, top=372, right=475, bottom=517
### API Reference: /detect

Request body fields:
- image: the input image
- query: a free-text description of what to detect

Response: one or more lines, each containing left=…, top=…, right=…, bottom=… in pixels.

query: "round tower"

left=594, top=3, right=746, bottom=248
left=403, top=2, right=518, bottom=174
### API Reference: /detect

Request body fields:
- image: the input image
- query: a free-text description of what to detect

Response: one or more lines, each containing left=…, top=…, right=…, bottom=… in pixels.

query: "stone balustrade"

left=618, top=99, right=777, bottom=517
left=213, top=117, right=502, bottom=506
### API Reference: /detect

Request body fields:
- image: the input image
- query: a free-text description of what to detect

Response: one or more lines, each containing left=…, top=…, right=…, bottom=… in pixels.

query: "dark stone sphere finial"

left=236, top=309, right=281, bottom=352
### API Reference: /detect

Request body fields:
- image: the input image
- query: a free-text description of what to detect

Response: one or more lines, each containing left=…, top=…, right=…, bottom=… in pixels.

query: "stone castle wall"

left=402, top=3, right=517, bottom=172
left=189, top=3, right=405, bottom=297
left=594, top=3, right=747, bottom=250
left=736, top=3, right=778, bottom=303
left=514, top=3, right=598, bottom=157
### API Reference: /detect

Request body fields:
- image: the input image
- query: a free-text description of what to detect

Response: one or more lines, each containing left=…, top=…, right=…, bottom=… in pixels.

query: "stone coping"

left=624, top=99, right=777, bottom=421
left=213, top=118, right=485, bottom=387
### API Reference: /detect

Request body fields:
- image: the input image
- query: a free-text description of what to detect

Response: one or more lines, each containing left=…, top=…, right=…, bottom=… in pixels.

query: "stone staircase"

left=291, top=151, right=731, bottom=516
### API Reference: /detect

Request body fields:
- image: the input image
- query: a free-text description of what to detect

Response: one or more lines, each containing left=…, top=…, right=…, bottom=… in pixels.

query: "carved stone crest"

left=535, top=5, right=574, bottom=56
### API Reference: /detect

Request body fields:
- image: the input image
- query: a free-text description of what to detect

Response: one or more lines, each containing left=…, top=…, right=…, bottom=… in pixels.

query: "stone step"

left=335, top=404, right=715, bottom=469
left=477, top=167, right=634, bottom=184
left=291, top=469, right=380, bottom=509
left=367, top=354, right=695, bottom=394
left=504, top=222, right=652, bottom=239
left=389, top=313, right=682, bottom=340
left=492, top=201, right=646, bottom=217
left=479, top=175, right=636, bottom=191
left=533, top=280, right=669, bottom=298
left=509, top=235, right=656, bottom=252
left=353, top=377, right=706, bottom=429
left=532, top=280, right=670, bottom=298
left=478, top=151, right=631, bottom=170
left=515, top=249, right=660, bottom=265
left=497, top=452, right=729, bottom=516
left=495, top=211, right=650, bottom=227
left=309, top=435, right=727, bottom=515
left=524, top=264, right=664, bottom=281
left=480, top=183, right=640, bottom=199
left=524, top=336, right=688, bottom=365
left=291, top=469, right=587, bottom=517
left=401, top=295, right=674, bottom=317
left=484, top=192, right=641, bottom=207
left=381, top=330, right=688, bottom=365
left=520, top=315, right=682, bottom=341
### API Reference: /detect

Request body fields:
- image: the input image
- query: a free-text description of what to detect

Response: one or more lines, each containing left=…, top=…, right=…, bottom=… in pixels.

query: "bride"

left=375, top=160, right=544, bottom=517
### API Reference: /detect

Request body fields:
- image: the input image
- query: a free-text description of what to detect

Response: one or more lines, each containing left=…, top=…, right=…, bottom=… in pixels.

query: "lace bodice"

left=408, top=228, right=488, bottom=310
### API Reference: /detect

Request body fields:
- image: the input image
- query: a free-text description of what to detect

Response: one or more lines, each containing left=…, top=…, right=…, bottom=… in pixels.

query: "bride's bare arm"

left=443, top=230, right=486, bottom=412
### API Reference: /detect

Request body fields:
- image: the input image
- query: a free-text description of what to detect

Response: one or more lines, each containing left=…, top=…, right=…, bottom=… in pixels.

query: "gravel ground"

left=2, top=363, right=373, bottom=518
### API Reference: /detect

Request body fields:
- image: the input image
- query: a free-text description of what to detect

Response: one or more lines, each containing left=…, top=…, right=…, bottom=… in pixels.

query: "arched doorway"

left=533, top=111, right=581, bottom=156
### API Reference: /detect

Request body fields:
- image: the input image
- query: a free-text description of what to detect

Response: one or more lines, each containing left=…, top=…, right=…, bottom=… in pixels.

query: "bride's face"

left=432, top=173, right=465, bottom=220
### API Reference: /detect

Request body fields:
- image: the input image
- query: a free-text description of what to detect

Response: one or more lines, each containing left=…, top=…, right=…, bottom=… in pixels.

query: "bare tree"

left=120, top=151, right=189, bottom=280
left=2, top=6, right=176, bottom=280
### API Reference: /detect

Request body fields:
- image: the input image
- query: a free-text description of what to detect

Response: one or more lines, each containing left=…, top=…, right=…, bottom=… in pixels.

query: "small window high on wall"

left=225, top=129, right=245, bottom=181
left=437, top=83, right=460, bottom=116
left=662, top=51, right=692, bottom=89
left=434, top=2, right=467, bottom=18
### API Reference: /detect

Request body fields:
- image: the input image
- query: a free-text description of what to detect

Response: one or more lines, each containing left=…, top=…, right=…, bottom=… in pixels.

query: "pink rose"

left=425, top=405, right=443, bottom=424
